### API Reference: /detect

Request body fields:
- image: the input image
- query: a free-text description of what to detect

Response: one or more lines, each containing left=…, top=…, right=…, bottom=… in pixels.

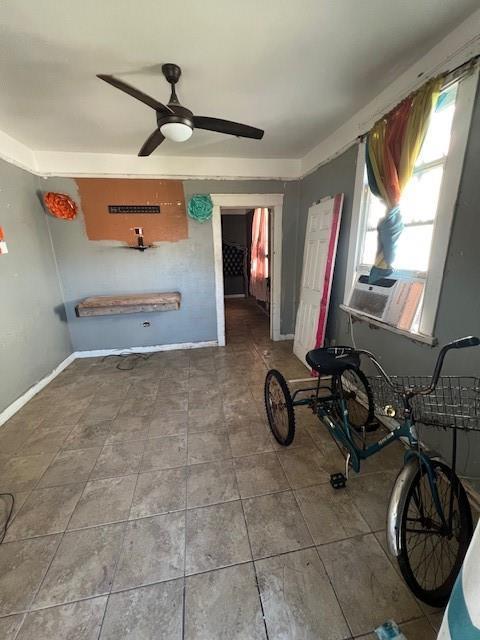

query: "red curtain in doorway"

left=250, top=207, right=269, bottom=302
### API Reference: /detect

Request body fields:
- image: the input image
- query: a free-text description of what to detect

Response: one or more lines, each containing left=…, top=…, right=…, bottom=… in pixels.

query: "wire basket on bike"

left=368, top=375, right=480, bottom=431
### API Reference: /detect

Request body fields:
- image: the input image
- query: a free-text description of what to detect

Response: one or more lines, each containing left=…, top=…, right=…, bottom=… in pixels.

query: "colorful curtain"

left=250, top=207, right=269, bottom=301
left=366, top=77, right=443, bottom=282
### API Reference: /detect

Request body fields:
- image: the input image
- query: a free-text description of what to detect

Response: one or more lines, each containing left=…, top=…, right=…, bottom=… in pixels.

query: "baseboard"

left=224, top=294, right=247, bottom=299
left=279, top=333, right=294, bottom=340
left=0, top=340, right=218, bottom=427
left=74, top=340, right=219, bottom=358
left=0, top=353, right=76, bottom=427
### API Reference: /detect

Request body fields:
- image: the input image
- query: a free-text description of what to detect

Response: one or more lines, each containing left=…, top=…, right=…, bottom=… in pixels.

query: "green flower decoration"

left=188, top=194, right=213, bottom=223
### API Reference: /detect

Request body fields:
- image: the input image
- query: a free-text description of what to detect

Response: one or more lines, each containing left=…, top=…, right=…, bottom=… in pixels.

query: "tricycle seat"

left=306, top=347, right=360, bottom=376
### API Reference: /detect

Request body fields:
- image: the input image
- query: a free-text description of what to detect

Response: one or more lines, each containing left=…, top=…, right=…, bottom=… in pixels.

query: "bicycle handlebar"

left=448, top=336, right=480, bottom=349
left=356, top=336, right=480, bottom=397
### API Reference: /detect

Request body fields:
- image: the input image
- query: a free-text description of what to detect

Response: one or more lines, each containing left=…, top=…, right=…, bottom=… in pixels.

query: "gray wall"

left=294, top=85, right=480, bottom=483
left=45, top=178, right=299, bottom=351
left=0, top=160, right=72, bottom=413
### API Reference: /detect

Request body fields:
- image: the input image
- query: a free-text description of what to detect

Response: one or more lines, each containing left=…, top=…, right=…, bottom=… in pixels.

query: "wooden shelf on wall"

left=76, top=292, right=181, bottom=317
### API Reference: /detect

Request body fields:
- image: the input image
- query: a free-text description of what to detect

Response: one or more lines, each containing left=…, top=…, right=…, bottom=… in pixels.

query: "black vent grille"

left=108, top=205, right=161, bottom=214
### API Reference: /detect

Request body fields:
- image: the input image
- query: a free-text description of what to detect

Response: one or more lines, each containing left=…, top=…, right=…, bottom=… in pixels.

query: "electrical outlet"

left=142, top=321, right=151, bottom=328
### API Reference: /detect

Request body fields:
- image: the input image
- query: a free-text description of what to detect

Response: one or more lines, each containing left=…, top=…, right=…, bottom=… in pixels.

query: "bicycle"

left=264, top=336, right=480, bottom=607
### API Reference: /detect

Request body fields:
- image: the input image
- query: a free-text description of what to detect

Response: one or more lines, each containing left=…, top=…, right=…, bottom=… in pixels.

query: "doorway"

left=211, top=194, right=284, bottom=346
left=221, top=208, right=253, bottom=301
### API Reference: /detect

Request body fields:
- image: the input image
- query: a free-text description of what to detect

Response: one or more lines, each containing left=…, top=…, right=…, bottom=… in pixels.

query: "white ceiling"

left=0, top=0, right=478, bottom=161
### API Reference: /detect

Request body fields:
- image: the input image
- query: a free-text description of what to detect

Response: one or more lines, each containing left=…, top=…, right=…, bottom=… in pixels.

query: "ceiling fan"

left=97, top=63, right=264, bottom=156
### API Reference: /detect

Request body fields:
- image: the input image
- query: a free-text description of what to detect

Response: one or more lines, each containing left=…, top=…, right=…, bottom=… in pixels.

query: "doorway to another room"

left=221, top=207, right=271, bottom=336
left=211, top=194, right=284, bottom=346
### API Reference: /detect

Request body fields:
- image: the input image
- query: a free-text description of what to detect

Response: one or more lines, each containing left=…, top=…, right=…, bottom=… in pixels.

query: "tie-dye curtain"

left=367, top=76, right=443, bottom=283
left=250, top=207, right=269, bottom=302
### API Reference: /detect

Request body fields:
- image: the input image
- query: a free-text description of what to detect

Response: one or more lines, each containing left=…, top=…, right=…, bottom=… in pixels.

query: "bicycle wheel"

left=397, top=459, right=473, bottom=607
left=334, top=367, right=377, bottom=432
left=264, top=369, right=295, bottom=446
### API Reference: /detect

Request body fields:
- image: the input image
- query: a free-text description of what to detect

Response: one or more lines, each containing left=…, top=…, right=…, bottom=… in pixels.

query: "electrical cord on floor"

left=102, top=352, right=154, bottom=371
left=0, top=493, right=14, bottom=544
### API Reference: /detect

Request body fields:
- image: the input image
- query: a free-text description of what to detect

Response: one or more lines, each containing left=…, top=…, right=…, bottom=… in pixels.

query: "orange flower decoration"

left=43, top=192, right=78, bottom=220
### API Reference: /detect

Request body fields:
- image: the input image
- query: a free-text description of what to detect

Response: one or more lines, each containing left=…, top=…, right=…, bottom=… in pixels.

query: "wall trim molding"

left=74, top=340, right=218, bottom=358
left=33, top=151, right=300, bottom=181
left=0, top=340, right=218, bottom=427
left=279, top=333, right=294, bottom=340
left=0, top=353, right=76, bottom=427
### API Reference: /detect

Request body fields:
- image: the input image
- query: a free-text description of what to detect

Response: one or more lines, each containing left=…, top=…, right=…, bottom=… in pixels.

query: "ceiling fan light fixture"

left=97, top=65, right=264, bottom=156
left=160, top=121, right=193, bottom=142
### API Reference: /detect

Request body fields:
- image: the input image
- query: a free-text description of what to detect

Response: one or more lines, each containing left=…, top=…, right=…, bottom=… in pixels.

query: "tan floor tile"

left=295, top=482, right=370, bottom=544
left=277, top=446, right=329, bottom=489
left=0, top=453, right=55, bottom=493
left=100, top=580, right=183, bottom=640
left=228, top=425, right=273, bottom=457
left=243, top=491, right=313, bottom=559
left=16, top=597, right=107, bottom=640
left=234, top=452, right=289, bottom=498
left=37, top=448, right=101, bottom=488
left=185, top=563, right=266, bottom=640
left=90, top=441, right=145, bottom=480
left=318, top=533, right=421, bottom=636
left=68, top=475, right=137, bottom=529
left=187, top=431, right=231, bottom=465
left=186, top=459, right=239, bottom=508
left=186, top=501, right=251, bottom=574
left=148, top=412, right=187, bottom=437
left=131, top=467, right=186, bottom=518
left=19, top=424, right=74, bottom=455
left=113, top=512, right=185, bottom=590
left=0, top=535, right=61, bottom=615
left=141, top=435, right=187, bottom=471
left=0, top=614, right=24, bottom=640
left=63, top=420, right=112, bottom=450
left=105, top=415, right=150, bottom=445
left=188, top=404, right=225, bottom=432
left=346, top=471, right=398, bottom=531
left=34, top=524, right=125, bottom=608
left=256, top=548, right=349, bottom=640
left=5, top=484, right=84, bottom=541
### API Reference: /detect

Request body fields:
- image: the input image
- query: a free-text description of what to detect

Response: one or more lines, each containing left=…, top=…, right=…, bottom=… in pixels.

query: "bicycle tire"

left=397, top=459, right=472, bottom=607
left=264, top=369, right=295, bottom=446
left=333, top=367, right=377, bottom=432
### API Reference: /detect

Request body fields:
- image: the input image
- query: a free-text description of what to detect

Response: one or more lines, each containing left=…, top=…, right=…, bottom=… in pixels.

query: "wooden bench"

left=76, top=292, right=181, bottom=317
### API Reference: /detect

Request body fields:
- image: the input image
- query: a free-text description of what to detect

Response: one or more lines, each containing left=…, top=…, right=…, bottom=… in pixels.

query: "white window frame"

left=343, top=68, right=479, bottom=344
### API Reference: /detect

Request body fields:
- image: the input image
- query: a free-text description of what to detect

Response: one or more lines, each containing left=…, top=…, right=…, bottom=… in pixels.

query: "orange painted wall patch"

left=75, top=178, right=188, bottom=245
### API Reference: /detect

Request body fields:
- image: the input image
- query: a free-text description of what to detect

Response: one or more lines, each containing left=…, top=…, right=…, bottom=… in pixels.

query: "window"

left=360, top=84, right=458, bottom=274
left=344, top=70, right=478, bottom=342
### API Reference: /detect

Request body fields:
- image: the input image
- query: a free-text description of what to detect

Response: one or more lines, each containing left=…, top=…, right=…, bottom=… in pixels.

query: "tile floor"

left=0, top=299, right=443, bottom=639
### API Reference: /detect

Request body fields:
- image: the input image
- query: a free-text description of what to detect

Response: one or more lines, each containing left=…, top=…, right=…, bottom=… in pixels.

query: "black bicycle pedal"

left=330, top=472, right=347, bottom=489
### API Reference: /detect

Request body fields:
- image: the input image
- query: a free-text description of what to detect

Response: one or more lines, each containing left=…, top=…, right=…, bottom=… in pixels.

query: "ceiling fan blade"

left=193, top=116, right=264, bottom=139
left=138, top=129, right=165, bottom=156
left=97, top=74, right=172, bottom=113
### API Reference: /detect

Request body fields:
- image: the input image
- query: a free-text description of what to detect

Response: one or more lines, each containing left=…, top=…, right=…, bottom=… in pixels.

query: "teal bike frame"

left=291, top=381, right=417, bottom=474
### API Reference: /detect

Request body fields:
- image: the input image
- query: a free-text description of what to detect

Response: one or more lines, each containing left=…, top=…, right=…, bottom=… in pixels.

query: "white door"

left=294, top=195, right=343, bottom=365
